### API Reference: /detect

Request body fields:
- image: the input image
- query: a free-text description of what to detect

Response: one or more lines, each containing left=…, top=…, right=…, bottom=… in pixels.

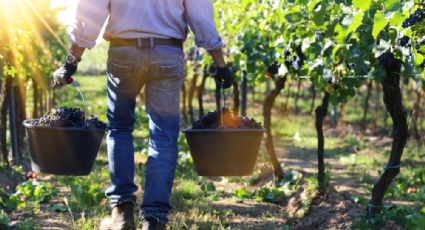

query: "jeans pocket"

left=108, top=63, right=136, bottom=89
left=160, top=63, right=182, bottom=76
left=155, top=62, right=184, bottom=90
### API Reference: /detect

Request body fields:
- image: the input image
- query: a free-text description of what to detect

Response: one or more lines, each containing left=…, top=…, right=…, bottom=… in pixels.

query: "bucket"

left=23, top=119, right=106, bottom=176
left=183, top=129, right=264, bottom=176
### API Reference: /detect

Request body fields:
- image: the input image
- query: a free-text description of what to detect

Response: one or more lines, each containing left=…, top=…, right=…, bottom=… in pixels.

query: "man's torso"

left=104, top=0, right=188, bottom=40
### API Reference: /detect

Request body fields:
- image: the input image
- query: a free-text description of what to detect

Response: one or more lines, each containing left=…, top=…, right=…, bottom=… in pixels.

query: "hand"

left=52, top=63, right=77, bottom=89
left=214, top=67, right=234, bottom=89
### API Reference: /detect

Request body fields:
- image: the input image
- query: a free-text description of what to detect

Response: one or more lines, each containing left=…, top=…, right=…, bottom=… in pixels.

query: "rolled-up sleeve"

left=184, top=0, right=223, bottom=51
left=69, top=0, right=110, bottom=49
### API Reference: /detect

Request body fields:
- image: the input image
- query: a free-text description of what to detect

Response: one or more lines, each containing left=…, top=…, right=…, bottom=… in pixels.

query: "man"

left=52, top=1, right=233, bottom=229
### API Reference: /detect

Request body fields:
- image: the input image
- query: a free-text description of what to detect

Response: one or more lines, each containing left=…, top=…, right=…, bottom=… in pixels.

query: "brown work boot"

left=99, top=202, right=135, bottom=230
left=142, top=216, right=166, bottom=230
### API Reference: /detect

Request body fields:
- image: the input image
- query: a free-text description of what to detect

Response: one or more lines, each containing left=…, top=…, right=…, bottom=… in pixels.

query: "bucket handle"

left=219, top=80, right=225, bottom=127
left=72, top=81, right=88, bottom=127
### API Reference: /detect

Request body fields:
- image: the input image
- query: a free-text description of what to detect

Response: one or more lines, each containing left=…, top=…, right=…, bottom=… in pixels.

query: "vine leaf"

left=389, top=12, right=408, bottom=26
left=353, top=0, right=371, bottom=12
left=347, top=13, right=364, bottom=35
left=384, top=0, right=402, bottom=12
left=373, top=11, right=389, bottom=39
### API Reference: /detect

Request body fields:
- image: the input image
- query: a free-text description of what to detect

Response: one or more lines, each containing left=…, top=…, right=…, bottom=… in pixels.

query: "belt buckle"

left=150, top=38, right=154, bottom=48
left=137, top=38, right=155, bottom=48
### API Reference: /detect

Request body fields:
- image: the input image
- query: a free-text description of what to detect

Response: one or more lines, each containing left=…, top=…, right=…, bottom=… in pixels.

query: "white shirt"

left=70, top=0, right=223, bottom=50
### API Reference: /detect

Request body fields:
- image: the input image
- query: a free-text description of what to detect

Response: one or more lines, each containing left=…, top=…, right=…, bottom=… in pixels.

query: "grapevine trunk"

left=315, top=92, right=330, bottom=195
left=370, top=53, right=407, bottom=215
left=263, top=75, right=286, bottom=182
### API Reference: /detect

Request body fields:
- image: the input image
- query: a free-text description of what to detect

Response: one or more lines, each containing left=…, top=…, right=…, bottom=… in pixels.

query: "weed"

left=13, top=218, right=37, bottom=230
left=58, top=176, right=107, bottom=211
left=0, top=210, right=8, bottom=225
left=352, top=205, right=425, bottom=229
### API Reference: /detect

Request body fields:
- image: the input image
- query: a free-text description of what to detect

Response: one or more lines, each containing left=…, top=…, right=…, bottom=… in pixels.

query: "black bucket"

left=23, top=119, right=106, bottom=176
left=183, top=129, right=264, bottom=176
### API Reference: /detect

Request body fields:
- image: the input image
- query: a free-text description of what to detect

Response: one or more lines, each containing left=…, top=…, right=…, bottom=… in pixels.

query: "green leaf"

left=334, top=24, right=348, bottom=42
left=307, top=0, right=320, bottom=13
left=384, top=0, right=401, bottom=11
left=372, top=11, right=389, bottom=39
left=415, top=53, right=425, bottom=66
left=353, top=0, right=371, bottom=12
left=235, top=188, right=253, bottom=199
left=49, top=204, right=67, bottom=212
left=312, top=3, right=327, bottom=26
left=347, top=12, right=364, bottom=35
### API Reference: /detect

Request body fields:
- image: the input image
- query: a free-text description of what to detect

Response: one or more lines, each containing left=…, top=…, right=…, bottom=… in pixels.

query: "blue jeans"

left=105, top=45, right=185, bottom=224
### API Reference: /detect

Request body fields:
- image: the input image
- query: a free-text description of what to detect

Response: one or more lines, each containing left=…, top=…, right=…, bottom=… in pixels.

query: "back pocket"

left=154, top=61, right=184, bottom=90
left=160, top=62, right=183, bottom=77
left=108, top=63, right=136, bottom=89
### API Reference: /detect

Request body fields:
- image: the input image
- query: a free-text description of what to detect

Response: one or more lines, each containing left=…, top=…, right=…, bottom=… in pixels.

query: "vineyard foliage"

left=214, top=0, right=424, bottom=102
left=0, top=0, right=66, bottom=88
left=1, top=0, right=423, bottom=117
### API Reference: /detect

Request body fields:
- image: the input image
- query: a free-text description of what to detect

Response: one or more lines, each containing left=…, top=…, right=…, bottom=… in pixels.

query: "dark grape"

left=347, top=63, right=356, bottom=70
left=292, top=55, right=301, bottom=70
left=86, top=115, right=108, bottom=129
left=402, top=8, right=425, bottom=28
left=192, top=108, right=262, bottom=129
left=396, top=36, right=410, bottom=47
left=283, top=46, right=305, bottom=71
left=33, top=107, right=107, bottom=129
left=267, top=62, right=279, bottom=75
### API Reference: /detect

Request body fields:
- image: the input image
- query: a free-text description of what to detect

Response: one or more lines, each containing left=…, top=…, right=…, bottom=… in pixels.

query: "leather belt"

left=110, top=37, right=183, bottom=49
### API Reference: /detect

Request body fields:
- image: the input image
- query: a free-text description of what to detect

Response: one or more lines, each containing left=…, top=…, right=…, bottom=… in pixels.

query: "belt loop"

left=150, top=38, right=154, bottom=48
left=137, top=38, right=142, bottom=48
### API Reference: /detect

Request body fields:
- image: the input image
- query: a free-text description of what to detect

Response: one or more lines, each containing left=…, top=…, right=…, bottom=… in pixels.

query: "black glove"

left=214, top=67, right=234, bottom=89
left=52, top=63, right=77, bottom=89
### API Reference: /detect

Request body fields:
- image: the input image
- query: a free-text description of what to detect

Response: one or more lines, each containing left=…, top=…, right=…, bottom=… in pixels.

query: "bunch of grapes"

left=397, top=36, right=411, bottom=47
left=86, top=115, right=108, bottom=129
left=267, top=62, right=280, bottom=75
left=34, top=107, right=107, bottom=129
left=402, top=8, right=425, bottom=28
left=192, top=108, right=262, bottom=129
left=283, top=46, right=305, bottom=71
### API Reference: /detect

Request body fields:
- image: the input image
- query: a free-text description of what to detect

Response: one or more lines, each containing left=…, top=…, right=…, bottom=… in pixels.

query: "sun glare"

left=0, top=0, right=71, bottom=89
left=50, top=0, right=78, bottom=25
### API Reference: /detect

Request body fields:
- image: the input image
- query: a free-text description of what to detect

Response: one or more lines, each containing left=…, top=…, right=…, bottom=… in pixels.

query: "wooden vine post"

left=362, top=80, right=373, bottom=128
left=240, top=71, right=247, bottom=117
left=0, top=76, right=12, bottom=165
left=411, top=82, right=423, bottom=146
left=232, top=80, right=240, bottom=116
left=197, top=66, right=209, bottom=119
left=188, top=63, right=200, bottom=123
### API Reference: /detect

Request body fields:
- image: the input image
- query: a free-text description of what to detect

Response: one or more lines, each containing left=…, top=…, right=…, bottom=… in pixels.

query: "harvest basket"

left=23, top=119, right=106, bottom=176
left=183, top=128, right=264, bottom=176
